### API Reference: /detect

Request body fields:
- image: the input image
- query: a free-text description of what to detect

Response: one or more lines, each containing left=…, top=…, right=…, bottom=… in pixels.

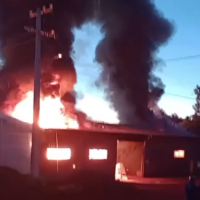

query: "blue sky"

left=155, top=0, right=200, bottom=117
left=73, top=0, right=200, bottom=119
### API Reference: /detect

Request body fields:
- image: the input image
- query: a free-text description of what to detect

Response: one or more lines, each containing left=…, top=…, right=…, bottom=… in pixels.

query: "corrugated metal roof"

left=84, top=125, right=198, bottom=138
left=83, top=118, right=198, bottom=138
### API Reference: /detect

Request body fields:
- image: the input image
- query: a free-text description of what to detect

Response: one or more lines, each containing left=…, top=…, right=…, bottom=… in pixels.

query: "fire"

left=76, top=94, right=119, bottom=124
left=10, top=91, right=79, bottom=129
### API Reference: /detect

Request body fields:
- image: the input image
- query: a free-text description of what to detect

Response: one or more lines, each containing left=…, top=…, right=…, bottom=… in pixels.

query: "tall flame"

left=9, top=91, right=79, bottom=129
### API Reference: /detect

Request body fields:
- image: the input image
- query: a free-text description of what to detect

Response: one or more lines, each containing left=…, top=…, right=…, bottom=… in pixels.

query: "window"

left=46, top=148, right=71, bottom=160
left=58, top=53, right=62, bottom=58
left=89, top=149, right=108, bottom=160
left=174, top=150, right=185, bottom=158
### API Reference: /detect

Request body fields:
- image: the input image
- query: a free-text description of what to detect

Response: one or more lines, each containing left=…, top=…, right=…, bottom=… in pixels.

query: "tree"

left=181, top=116, right=200, bottom=134
left=170, top=113, right=183, bottom=124
left=181, top=86, right=200, bottom=134
left=193, top=85, right=200, bottom=116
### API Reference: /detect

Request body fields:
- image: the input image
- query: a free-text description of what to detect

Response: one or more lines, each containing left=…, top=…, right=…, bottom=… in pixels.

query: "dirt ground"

left=0, top=180, right=186, bottom=200
left=0, top=167, right=186, bottom=200
left=134, top=184, right=185, bottom=200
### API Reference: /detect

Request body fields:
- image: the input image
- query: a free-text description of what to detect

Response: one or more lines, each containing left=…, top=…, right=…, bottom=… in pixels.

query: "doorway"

left=116, top=140, right=144, bottom=179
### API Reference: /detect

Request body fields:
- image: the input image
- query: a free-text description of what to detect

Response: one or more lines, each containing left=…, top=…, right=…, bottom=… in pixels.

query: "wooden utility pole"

left=28, top=4, right=53, bottom=178
left=31, top=8, right=41, bottom=178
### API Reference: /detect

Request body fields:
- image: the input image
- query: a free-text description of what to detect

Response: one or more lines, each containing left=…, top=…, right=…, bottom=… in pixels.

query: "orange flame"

left=10, top=91, right=79, bottom=129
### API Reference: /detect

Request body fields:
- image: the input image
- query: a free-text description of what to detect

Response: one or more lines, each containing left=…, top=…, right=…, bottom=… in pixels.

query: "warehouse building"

left=40, top=125, right=200, bottom=180
left=1, top=113, right=200, bottom=181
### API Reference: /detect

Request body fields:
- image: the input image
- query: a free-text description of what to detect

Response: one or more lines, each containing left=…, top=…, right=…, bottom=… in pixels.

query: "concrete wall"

left=0, top=122, right=31, bottom=174
left=144, top=136, right=200, bottom=177
left=117, top=141, right=144, bottom=176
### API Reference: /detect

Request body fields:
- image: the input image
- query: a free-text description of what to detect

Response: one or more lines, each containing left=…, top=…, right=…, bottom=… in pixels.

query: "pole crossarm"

left=24, top=26, right=56, bottom=39
left=29, top=4, right=53, bottom=18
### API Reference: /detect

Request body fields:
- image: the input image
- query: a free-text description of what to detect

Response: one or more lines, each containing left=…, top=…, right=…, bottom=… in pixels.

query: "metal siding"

left=144, top=137, right=200, bottom=177
left=40, top=130, right=117, bottom=181
left=82, top=134, right=117, bottom=178
left=0, top=124, right=31, bottom=174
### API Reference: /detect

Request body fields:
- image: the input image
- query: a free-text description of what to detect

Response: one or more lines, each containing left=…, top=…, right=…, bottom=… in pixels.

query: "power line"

left=4, top=38, right=35, bottom=49
left=4, top=34, right=200, bottom=63
left=165, top=54, right=200, bottom=62
left=165, top=92, right=195, bottom=100
left=2, top=34, right=200, bottom=102
left=3, top=28, right=200, bottom=63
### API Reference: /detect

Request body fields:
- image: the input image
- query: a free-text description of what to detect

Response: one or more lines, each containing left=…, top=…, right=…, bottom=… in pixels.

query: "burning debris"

left=0, top=0, right=174, bottom=129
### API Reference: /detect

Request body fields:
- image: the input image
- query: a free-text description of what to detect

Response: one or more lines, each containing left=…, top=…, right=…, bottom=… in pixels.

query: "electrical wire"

left=4, top=38, right=35, bottom=49
left=165, top=92, right=195, bottom=100
left=165, top=54, right=200, bottom=62
left=2, top=33, right=200, bottom=101
left=4, top=33, right=200, bottom=62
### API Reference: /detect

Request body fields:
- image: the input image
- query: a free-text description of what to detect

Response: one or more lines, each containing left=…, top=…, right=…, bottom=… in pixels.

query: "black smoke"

left=95, top=0, right=173, bottom=125
left=0, top=0, right=174, bottom=124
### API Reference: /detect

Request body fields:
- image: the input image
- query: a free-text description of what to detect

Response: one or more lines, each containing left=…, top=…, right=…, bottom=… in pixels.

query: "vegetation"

left=169, top=85, right=200, bottom=135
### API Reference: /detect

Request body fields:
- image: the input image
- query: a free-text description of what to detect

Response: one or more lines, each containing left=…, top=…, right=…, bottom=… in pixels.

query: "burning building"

left=1, top=0, right=200, bottom=182
left=38, top=122, right=200, bottom=180
left=0, top=0, right=174, bottom=128
left=1, top=112, right=200, bottom=181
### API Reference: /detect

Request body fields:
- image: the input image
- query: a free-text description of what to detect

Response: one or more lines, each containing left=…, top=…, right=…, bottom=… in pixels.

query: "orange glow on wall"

left=174, top=150, right=185, bottom=158
left=46, top=148, right=71, bottom=160
left=89, top=149, right=108, bottom=160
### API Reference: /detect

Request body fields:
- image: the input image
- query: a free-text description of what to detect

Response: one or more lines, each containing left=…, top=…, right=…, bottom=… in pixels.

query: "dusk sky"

left=73, top=0, right=200, bottom=119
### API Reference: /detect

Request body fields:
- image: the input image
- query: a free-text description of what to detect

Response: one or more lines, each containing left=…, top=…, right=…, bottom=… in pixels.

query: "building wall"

left=0, top=123, right=31, bottom=174
left=40, top=129, right=117, bottom=181
left=144, top=136, right=200, bottom=177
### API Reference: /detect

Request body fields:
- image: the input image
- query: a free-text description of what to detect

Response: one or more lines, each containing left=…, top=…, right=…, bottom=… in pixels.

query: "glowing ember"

left=10, top=91, right=79, bottom=129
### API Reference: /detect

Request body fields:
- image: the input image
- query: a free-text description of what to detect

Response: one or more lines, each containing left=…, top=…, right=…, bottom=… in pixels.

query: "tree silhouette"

left=193, top=85, right=200, bottom=116
left=170, top=113, right=183, bottom=124
left=180, top=86, right=200, bottom=135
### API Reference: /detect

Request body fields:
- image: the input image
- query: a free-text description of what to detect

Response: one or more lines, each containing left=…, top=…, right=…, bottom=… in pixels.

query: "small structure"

left=0, top=113, right=32, bottom=174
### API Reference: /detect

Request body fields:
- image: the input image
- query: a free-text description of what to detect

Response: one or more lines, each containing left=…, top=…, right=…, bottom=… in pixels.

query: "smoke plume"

left=95, top=0, right=173, bottom=125
left=0, top=0, right=174, bottom=125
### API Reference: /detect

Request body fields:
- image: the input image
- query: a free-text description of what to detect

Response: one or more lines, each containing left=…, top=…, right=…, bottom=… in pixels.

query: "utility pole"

left=31, top=7, right=41, bottom=178
left=28, top=4, right=53, bottom=178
